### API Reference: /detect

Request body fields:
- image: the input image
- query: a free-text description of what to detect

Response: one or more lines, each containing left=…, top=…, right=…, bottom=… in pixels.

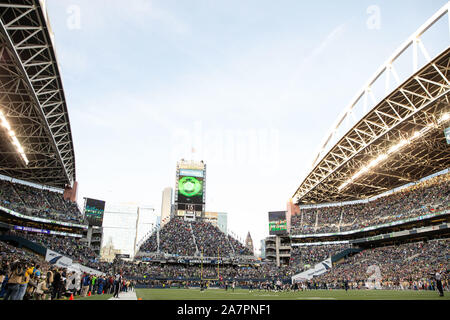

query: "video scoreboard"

left=268, top=211, right=288, bottom=235
left=175, top=161, right=206, bottom=220
left=84, top=198, right=106, bottom=227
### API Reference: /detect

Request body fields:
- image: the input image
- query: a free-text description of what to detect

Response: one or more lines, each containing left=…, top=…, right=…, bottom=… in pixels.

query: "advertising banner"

left=45, top=250, right=105, bottom=276
left=45, top=249, right=73, bottom=269
left=14, top=225, right=50, bottom=234
left=291, top=257, right=332, bottom=282
left=72, top=263, right=105, bottom=277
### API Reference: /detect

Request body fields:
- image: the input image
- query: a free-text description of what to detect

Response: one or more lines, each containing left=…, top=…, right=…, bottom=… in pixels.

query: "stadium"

left=0, top=0, right=449, bottom=308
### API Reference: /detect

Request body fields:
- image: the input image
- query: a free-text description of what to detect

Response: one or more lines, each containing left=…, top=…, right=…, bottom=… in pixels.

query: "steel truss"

left=0, top=0, right=75, bottom=188
left=294, top=3, right=450, bottom=204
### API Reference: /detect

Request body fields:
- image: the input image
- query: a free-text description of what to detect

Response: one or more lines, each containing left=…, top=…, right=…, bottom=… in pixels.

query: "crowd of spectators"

left=313, top=239, right=449, bottom=290
left=291, top=172, right=449, bottom=235
left=192, top=220, right=232, bottom=256
left=139, top=219, right=197, bottom=256
left=3, top=222, right=256, bottom=285
left=0, top=179, right=84, bottom=224
left=139, top=218, right=253, bottom=258
left=9, top=230, right=98, bottom=269
left=0, top=240, right=134, bottom=300
left=99, top=259, right=294, bottom=281
left=228, top=234, right=253, bottom=256
left=292, top=209, right=318, bottom=235
left=1, top=231, right=292, bottom=289
left=0, top=170, right=447, bottom=295
left=0, top=179, right=24, bottom=206
left=1, top=230, right=448, bottom=293
left=290, top=244, right=348, bottom=272
left=115, top=239, right=449, bottom=291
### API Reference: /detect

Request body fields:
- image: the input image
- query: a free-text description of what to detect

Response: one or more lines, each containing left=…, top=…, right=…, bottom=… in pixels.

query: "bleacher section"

left=138, top=218, right=253, bottom=258
left=315, top=239, right=449, bottom=287
left=291, top=173, right=449, bottom=235
left=0, top=178, right=84, bottom=225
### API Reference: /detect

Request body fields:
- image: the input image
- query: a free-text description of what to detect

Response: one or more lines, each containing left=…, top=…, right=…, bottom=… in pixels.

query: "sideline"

left=108, top=290, right=138, bottom=300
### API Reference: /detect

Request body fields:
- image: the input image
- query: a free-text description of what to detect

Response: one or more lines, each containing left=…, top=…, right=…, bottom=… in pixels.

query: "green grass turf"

left=135, top=288, right=449, bottom=300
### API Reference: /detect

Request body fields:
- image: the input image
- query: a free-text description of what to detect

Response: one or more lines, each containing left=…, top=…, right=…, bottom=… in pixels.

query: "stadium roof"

left=293, top=4, right=450, bottom=205
left=0, top=0, right=75, bottom=189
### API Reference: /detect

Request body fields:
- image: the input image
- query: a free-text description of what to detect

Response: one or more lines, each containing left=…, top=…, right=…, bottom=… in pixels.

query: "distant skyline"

left=43, top=0, right=448, bottom=253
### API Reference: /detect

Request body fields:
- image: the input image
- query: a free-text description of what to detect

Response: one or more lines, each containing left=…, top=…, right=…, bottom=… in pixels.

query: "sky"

left=44, top=0, right=449, bottom=253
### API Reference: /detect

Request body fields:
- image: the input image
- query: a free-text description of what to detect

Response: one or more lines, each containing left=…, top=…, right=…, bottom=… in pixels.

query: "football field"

left=134, top=288, right=449, bottom=300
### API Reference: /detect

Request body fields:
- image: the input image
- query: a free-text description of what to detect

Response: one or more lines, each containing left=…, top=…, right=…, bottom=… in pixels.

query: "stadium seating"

left=290, top=244, right=348, bottom=272
left=10, top=230, right=97, bottom=267
left=291, top=173, right=449, bottom=235
left=314, top=239, right=449, bottom=289
left=0, top=240, right=48, bottom=269
left=138, top=218, right=197, bottom=256
left=108, top=259, right=294, bottom=281
left=1, top=172, right=448, bottom=298
left=138, top=218, right=253, bottom=258
left=0, top=179, right=84, bottom=224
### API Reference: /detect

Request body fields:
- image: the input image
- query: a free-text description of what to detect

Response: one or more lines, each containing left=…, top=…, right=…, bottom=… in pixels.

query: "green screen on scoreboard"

left=268, top=211, right=288, bottom=235
left=177, top=169, right=204, bottom=204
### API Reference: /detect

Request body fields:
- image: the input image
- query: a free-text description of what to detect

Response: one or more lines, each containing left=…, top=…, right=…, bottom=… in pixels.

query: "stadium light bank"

left=338, top=112, right=450, bottom=191
left=0, top=109, right=29, bottom=165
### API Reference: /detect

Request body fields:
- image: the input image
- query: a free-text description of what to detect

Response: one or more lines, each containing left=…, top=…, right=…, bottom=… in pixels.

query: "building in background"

left=101, top=202, right=157, bottom=259
left=100, top=238, right=121, bottom=262
left=135, top=206, right=157, bottom=254
left=161, top=187, right=172, bottom=227
left=260, top=239, right=266, bottom=259
left=203, top=211, right=218, bottom=226
left=287, top=199, right=300, bottom=217
left=170, top=204, right=175, bottom=219
left=245, top=232, right=254, bottom=255
left=203, top=211, right=228, bottom=234
left=217, top=212, right=228, bottom=234
left=174, top=159, right=206, bottom=221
